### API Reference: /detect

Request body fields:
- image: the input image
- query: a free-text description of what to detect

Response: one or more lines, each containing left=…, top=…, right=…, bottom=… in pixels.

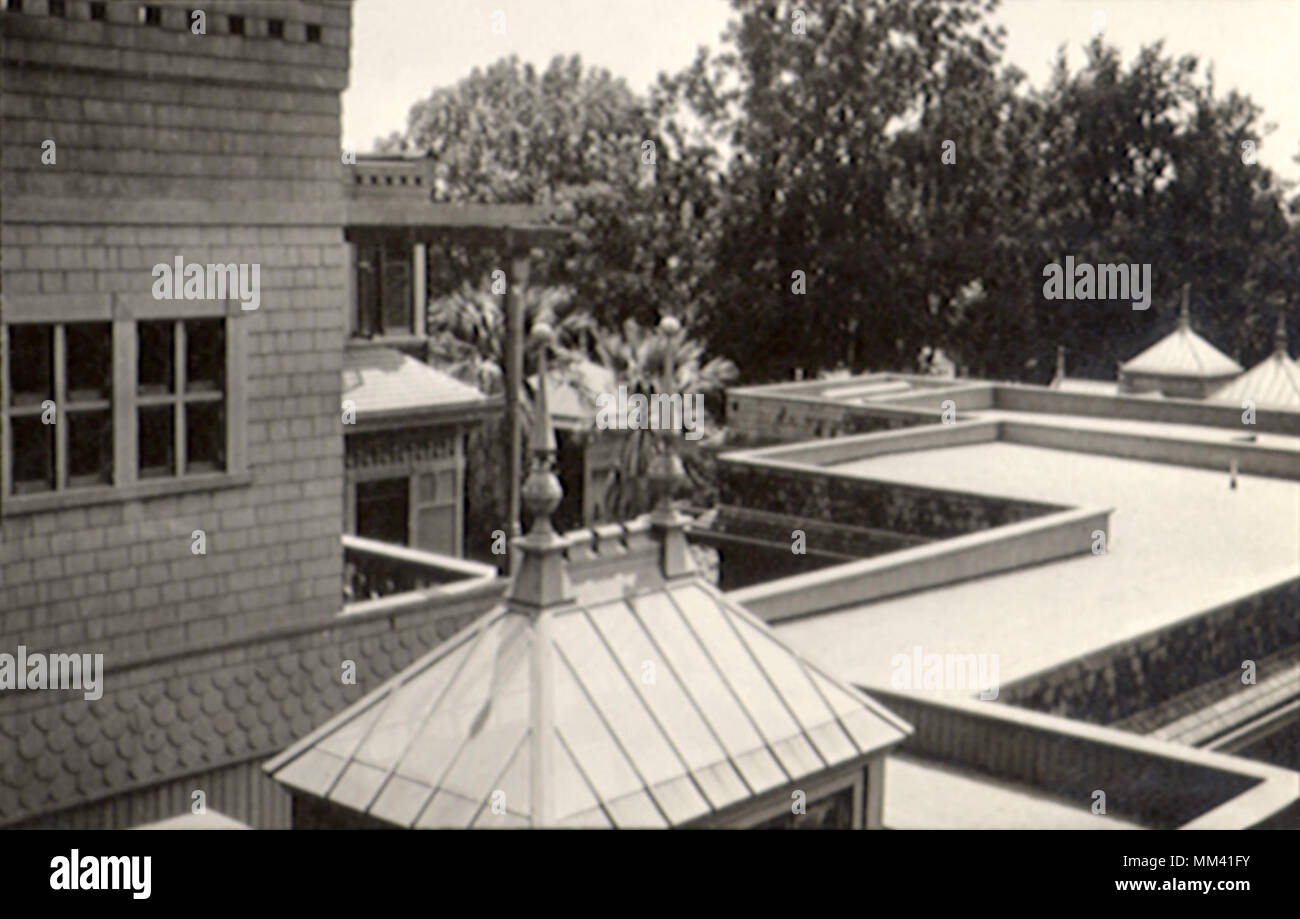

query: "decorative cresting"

left=1274, top=310, right=1289, bottom=355
left=648, top=315, right=697, bottom=579
left=506, top=323, right=575, bottom=611
left=345, top=426, right=457, bottom=470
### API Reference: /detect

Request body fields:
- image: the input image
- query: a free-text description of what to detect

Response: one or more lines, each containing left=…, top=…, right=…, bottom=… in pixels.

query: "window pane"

left=356, top=477, right=409, bottom=545
left=185, top=319, right=225, bottom=393
left=67, top=409, right=113, bottom=487
left=8, top=325, right=52, bottom=407
left=65, top=323, right=112, bottom=402
left=138, top=405, right=175, bottom=478
left=138, top=321, right=175, bottom=395
left=415, top=505, right=455, bottom=555
left=185, top=401, right=226, bottom=473
left=355, top=243, right=380, bottom=336
left=381, top=239, right=412, bottom=333
left=11, top=416, right=54, bottom=493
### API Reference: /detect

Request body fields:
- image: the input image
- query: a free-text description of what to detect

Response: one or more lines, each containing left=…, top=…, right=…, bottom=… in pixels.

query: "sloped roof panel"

left=1120, top=327, right=1242, bottom=378
left=342, top=346, right=487, bottom=418
left=1211, top=352, right=1300, bottom=410
left=267, top=531, right=911, bottom=828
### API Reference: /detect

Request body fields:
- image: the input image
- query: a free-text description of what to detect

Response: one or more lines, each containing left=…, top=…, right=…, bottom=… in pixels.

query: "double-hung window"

left=1, top=294, right=247, bottom=514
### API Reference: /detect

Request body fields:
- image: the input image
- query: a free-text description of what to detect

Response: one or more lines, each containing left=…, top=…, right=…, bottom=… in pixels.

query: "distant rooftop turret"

left=1118, top=283, right=1243, bottom=399
left=1211, top=310, right=1300, bottom=411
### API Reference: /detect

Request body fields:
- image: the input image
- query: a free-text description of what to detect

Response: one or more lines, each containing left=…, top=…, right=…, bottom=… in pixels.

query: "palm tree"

left=427, top=277, right=595, bottom=560
left=587, top=316, right=738, bottom=519
left=426, top=278, right=595, bottom=433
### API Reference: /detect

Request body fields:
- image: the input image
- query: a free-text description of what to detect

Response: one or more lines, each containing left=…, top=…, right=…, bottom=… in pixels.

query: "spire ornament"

left=506, top=322, right=574, bottom=610
left=648, top=315, right=695, bottom=578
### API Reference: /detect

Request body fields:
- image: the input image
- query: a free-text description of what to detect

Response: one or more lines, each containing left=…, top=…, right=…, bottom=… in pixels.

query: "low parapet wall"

left=1000, top=574, right=1300, bottom=725
left=866, top=688, right=1300, bottom=829
left=993, top=382, right=1300, bottom=437
left=1001, top=420, right=1300, bottom=480
left=731, top=505, right=1109, bottom=622
left=730, top=417, right=998, bottom=467
left=718, top=446, right=1058, bottom=542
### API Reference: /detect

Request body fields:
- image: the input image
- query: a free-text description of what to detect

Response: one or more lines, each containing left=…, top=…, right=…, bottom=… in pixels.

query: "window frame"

left=1, top=293, right=249, bottom=517
left=343, top=453, right=463, bottom=557
left=346, top=231, right=425, bottom=342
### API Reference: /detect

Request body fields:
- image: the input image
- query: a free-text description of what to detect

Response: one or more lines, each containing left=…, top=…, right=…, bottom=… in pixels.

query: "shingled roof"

left=267, top=347, right=909, bottom=827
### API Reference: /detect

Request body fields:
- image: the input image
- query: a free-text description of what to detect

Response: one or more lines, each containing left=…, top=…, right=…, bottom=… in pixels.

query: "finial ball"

left=530, top=322, right=555, bottom=348
left=659, top=315, right=681, bottom=335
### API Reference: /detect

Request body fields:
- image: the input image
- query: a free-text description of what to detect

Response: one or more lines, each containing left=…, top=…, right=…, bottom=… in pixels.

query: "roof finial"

left=1051, top=345, right=1066, bottom=387
left=648, top=315, right=695, bottom=578
left=506, top=322, right=574, bottom=610
left=521, top=323, right=561, bottom=532
left=1274, top=310, right=1289, bottom=355
left=1178, top=283, right=1191, bottom=330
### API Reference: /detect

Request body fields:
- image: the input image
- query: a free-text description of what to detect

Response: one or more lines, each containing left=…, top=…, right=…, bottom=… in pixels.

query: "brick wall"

left=0, top=1, right=357, bottom=825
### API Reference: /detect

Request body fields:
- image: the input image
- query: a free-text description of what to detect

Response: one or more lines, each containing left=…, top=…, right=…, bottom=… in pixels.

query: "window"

left=136, top=319, right=226, bottom=478
left=353, top=237, right=413, bottom=337
left=3, top=305, right=245, bottom=512
left=89, top=1, right=105, bottom=20
left=138, top=5, right=161, bottom=27
left=5, top=323, right=112, bottom=494
left=753, top=785, right=856, bottom=829
left=305, top=23, right=321, bottom=42
left=227, top=14, right=244, bottom=35
left=355, top=477, right=409, bottom=545
left=267, top=18, right=284, bottom=38
left=49, top=0, right=66, bottom=17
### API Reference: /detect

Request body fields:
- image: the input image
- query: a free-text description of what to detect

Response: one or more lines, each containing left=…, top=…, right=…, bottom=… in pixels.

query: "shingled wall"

left=0, top=1, right=360, bottom=826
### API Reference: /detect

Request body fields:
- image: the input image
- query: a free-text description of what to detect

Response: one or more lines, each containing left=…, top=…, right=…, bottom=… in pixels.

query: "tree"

left=588, top=317, right=737, bottom=519
left=426, top=278, right=593, bottom=559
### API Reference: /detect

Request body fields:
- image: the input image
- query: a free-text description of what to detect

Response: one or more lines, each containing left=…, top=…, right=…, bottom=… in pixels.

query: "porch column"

left=411, top=241, right=426, bottom=337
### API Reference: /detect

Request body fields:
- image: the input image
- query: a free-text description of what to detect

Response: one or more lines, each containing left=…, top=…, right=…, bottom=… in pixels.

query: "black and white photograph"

left=0, top=0, right=1298, bottom=903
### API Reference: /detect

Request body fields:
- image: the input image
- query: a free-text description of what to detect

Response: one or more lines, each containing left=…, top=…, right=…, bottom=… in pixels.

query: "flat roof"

left=975, top=409, right=1300, bottom=452
left=883, top=755, right=1142, bottom=829
left=775, top=442, right=1300, bottom=693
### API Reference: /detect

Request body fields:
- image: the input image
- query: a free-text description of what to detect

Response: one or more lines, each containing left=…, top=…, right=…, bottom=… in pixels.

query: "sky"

left=342, top=0, right=1300, bottom=183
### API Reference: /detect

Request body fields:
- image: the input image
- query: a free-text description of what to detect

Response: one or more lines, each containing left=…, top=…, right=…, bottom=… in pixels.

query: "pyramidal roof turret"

left=1212, top=311, right=1300, bottom=411
left=265, top=320, right=910, bottom=828
left=1120, top=284, right=1243, bottom=380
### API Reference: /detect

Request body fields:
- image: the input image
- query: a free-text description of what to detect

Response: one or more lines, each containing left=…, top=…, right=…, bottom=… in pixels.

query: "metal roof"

left=342, top=346, right=493, bottom=423
left=1211, top=350, right=1300, bottom=411
left=273, top=354, right=908, bottom=827
left=265, top=574, right=909, bottom=827
left=1120, top=325, right=1242, bottom=379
